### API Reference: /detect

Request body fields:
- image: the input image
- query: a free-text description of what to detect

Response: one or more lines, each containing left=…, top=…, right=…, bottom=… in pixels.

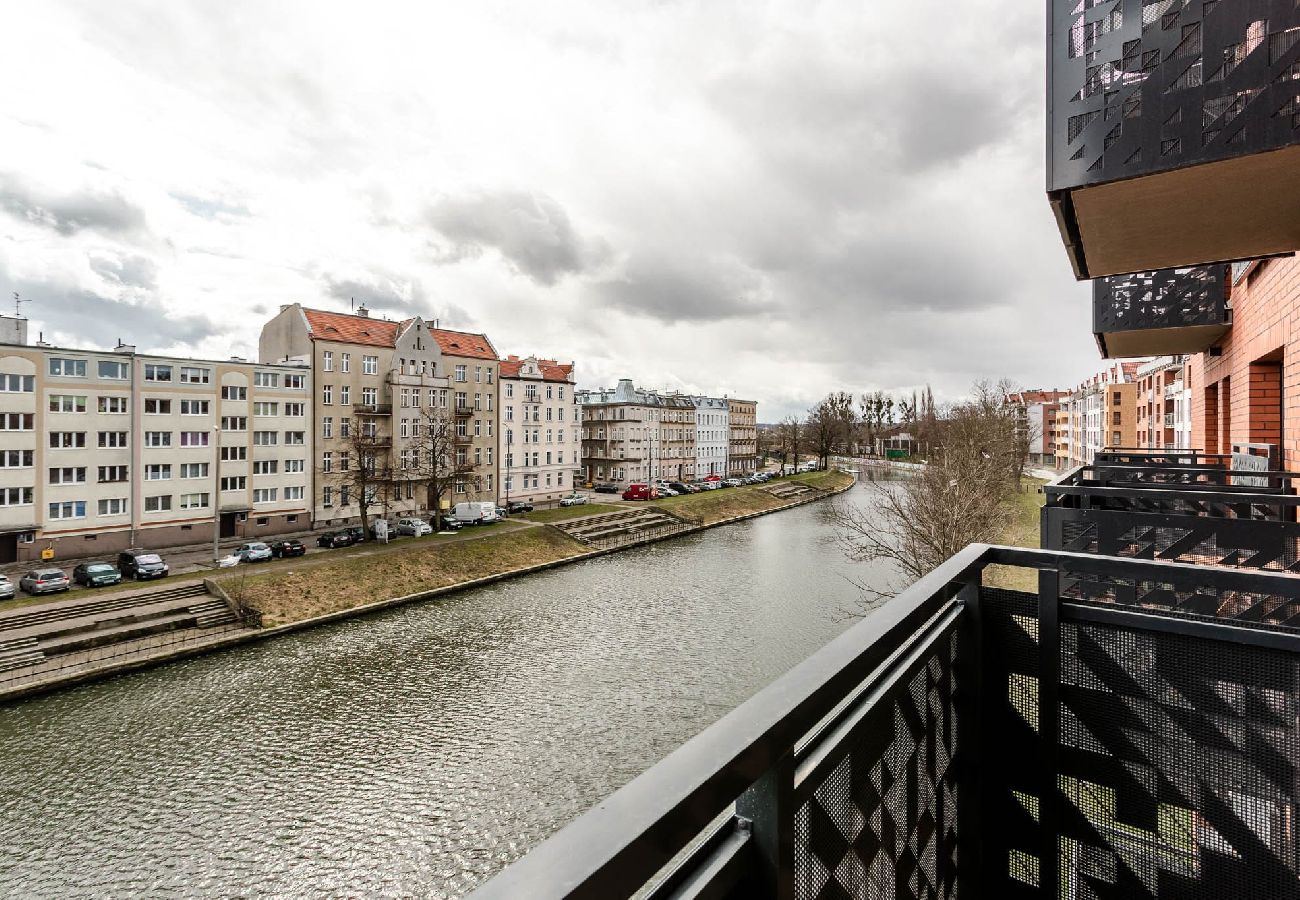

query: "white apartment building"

left=1135, top=356, right=1194, bottom=451
left=688, top=395, right=729, bottom=478
left=0, top=326, right=311, bottom=563
left=499, top=355, right=580, bottom=506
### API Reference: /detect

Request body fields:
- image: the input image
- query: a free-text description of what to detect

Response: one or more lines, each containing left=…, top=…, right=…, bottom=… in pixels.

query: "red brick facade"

left=1190, top=256, right=1300, bottom=469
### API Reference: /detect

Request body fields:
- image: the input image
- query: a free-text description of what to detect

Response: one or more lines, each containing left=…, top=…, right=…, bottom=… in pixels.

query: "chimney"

left=356, top=305, right=370, bottom=318
left=114, top=340, right=137, bottom=354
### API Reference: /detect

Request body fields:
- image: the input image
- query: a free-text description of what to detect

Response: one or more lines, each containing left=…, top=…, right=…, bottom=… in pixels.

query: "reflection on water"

left=0, top=481, right=895, bottom=898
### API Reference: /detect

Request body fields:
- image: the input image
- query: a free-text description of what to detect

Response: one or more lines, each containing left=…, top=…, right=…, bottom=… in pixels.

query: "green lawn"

left=984, top=477, right=1047, bottom=592
left=518, top=503, right=622, bottom=523
left=650, top=470, right=855, bottom=524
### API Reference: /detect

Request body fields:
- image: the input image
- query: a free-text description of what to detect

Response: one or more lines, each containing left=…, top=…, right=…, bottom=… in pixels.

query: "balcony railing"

left=1048, top=1, right=1300, bottom=278
left=355, top=403, right=392, bottom=416
left=454, top=404, right=473, bottom=418
left=472, top=544, right=1300, bottom=899
left=1093, top=267, right=1230, bottom=359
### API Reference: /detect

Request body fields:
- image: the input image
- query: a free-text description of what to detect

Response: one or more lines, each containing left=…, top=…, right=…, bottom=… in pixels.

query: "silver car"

left=396, top=518, right=432, bottom=536
left=235, top=542, right=273, bottom=563
left=0, top=575, right=14, bottom=600
left=19, top=568, right=70, bottom=595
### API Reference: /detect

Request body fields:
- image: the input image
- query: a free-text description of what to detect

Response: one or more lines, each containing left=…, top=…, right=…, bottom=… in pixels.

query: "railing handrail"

left=1046, top=464, right=1300, bottom=506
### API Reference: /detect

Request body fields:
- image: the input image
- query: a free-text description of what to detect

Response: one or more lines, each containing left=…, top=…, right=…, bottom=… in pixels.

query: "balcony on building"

left=1048, top=2, right=1300, bottom=279
left=1093, top=265, right=1230, bottom=358
left=354, top=402, right=393, bottom=416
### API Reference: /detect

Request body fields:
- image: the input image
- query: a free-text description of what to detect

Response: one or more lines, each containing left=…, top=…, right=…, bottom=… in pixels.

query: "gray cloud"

left=323, top=272, right=428, bottom=313
left=171, top=192, right=251, bottom=220
left=17, top=285, right=224, bottom=350
left=595, top=252, right=775, bottom=324
left=89, top=253, right=159, bottom=291
left=425, top=190, right=608, bottom=286
left=0, top=174, right=147, bottom=237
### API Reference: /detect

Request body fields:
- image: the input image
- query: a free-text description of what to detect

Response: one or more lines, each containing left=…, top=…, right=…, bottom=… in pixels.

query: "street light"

left=211, top=423, right=222, bottom=566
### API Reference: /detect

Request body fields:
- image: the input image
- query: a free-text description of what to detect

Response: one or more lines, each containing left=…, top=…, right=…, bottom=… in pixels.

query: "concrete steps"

left=0, top=584, right=207, bottom=633
left=556, top=508, right=696, bottom=546
left=0, top=636, right=43, bottom=673
left=189, top=599, right=236, bottom=628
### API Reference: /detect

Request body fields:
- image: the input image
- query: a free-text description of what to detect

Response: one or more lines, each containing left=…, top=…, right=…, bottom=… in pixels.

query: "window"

left=340, top=486, right=350, bottom=506
left=143, top=364, right=172, bottom=382
left=48, top=358, right=87, bottom=377
left=220, top=476, right=246, bottom=491
left=340, top=417, right=350, bottom=438
left=145, top=464, right=172, bottom=481
left=143, top=431, right=171, bottom=448
left=0, top=374, right=32, bottom=395
left=322, top=384, right=333, bottom=405
left=400, top=419, right=409, bottom=439
left=180, top=399, right=210, bottom=416
left=254, top=402, right=279, bottom=417
left=546, top=385, right=553, bottom=400
left=142, top=398, right=171, bottom=415
left=253, top=488, right=277, bottom=504
left=49, top=500, right=86, bottom=519
left=506, top=406, right=514, bottom=423
left=361, top=387, right=377, bottom=406
left=0, top=487, right=32, bottom=506
left=322, top=486, right=333, bottom=507
left=284, top=459, right=305, bottom=474
left=50, top=431, right=87, bottom=448
left=455, top=364, right=467, bottom=382
left=180, top=367, right=211, bottom=384
left=456, top=480, right=468, bottom=494
left=284, top=486, right=305, bottom=500
left=180, top=431, right=209, bottom=447
left=49, top=467, right=86, bottom=484
left=474, top=366, right=482, bottom=383
left=363, top=355, right=378, bottom=375
left=254, top=372, right=280, bottom=388
left=284, top=373, right=305, bottom=389
left=98, top=431, right=128, bottom=448
left=340, top=385, right=350, bottom=405
left=557, top=386, right=564, bottom=400
left=340, top=353, right=350, bottom=373
left=221, top=416, right=247, bottom=431
left=485, top=367, right=494, bottom=384
left=98, top=498, right=127, bottom=516
left=339, top=452, right=350, bottom=471
left=322, top=351, right=333, bottom=372
left=252, top=460, right=279, bottom=476
left=400, top=388, right=410, bottom=408
left=285, top=402, right=305, bottom=417
left=253, top=431, right=277, bottom=446
left=144, top=495, right=172, bottom=512
left=98, top=396, right=128, bottom=414
left=180, top=463, right=208, bottom=478
left=411, top=389, right=420, bottom=408
left=321, top=452, right=333, bottom=474
left=0, top=413, right=31, bottom=432
left=47, top=394, right=86, bottom=414
left=221, top=386, right=248, bottom=401
left=220, top=446, right=247, bottom=462
left=0, top=450, right=32, bottom=468
left=98, top=360, right=128, bottom=380
left=179, top=493, right=209, bottom=510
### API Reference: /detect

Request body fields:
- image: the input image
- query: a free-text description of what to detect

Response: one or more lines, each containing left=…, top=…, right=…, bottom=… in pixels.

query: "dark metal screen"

left=1049, top=0, right=1300, bottom=192
left=1093, top=267, right=1227, bottom=335
left=793, top=627, right=960, bottom=899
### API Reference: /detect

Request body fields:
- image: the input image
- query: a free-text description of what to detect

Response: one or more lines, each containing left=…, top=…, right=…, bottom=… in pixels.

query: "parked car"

left=505, top=500, right=534, bottom=514
left=559, top=493, right=589, bottom=507
left=19, top=568, right=69, bottom=595
left=0, top=574, right=14, bottom=600
left=593, top=483, right=621, bottom=494
left=118, top=549, right=169, bottom=581
left=699, top=481, right=721, bottom=491
left=668, top=482, right=693, bottom=495
left=235, top=542, right=273, bottom=563
left=344, top=526, right=368, bottom=543
left=622, top=483, right=656, bottom=501
left=73, top=562, right=122, bottom=587
left=316, top=530, right=355, bottom=549
left=431, top=516, right=462, bottom=532
left=396, top=517, right=433, bottom=536
left=269, top=539, right=306, bottom=558
left=452, top=501, right=500, bottom=525
left=723, top=478, right=744, bottom=488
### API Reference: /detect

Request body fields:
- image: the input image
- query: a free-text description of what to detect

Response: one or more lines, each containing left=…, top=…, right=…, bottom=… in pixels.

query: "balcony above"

left=354, top=403, right=392, bottom=416
left=1049, top=2, right=1300, bottom=278
left=1093, top=266, right=1229, bottom=358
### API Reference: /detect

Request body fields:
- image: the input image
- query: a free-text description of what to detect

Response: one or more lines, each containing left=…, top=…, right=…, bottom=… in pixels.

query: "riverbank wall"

left=0, top=473, right=856, bottom=704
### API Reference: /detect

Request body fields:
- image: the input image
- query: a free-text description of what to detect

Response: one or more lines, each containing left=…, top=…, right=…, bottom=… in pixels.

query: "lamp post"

left=505, top=429, right=513, bottom=510
left=211, top=424, right=222, bottom=566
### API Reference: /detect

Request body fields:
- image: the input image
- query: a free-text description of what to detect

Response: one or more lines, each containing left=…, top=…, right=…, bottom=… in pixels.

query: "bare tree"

left=411, top=403, right=479, bottom=530
left=778, top=416, right=803, bottom=474
left=327, top=425, right=393, bottom=529
left=806, top=392, right=856, bottom=469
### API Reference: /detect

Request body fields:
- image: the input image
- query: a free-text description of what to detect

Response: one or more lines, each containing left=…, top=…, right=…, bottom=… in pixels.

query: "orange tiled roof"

left=429, top=327, right=498, bottom=361
left=302, top=308, right=400, bottom=348
left=499, top=355, right=573, bottom=381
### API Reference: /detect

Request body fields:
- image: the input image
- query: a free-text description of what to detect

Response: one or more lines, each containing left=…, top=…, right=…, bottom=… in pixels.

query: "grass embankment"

left=219, top=526, right=589, bottom=627
left=651, top=470, right=855, bottom=525
left=984, top=477, right=1047, bottom=592
left=519, top=503, right=622, bottom=523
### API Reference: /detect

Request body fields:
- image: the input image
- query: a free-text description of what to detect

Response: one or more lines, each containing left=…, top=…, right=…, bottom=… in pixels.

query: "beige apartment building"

left=726, top=399, right=758, bottom=476
left=259, top=305, right=499, bottom=526
left=499, top=356, right=580, bottom=506
left=0, top=321, right=311, bottom=563
left=577, top=380, right=697, bottom=486
left=1054, top=361, right=1142, bottom=469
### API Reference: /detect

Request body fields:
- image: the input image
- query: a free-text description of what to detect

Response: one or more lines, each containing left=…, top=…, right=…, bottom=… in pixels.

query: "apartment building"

left=1007, top=390, right=1069, bottom=467
left=0, top=321, right=311, bottom=563
left=259, top=304, right=499, bottom=525
left=577, top=380, right=697, bottom=486
left=1055, top=361, right=1143, bottom=469
left=1134, top=357, right=1193, bottom=451
left=499, top=355, right=580, bottom=506
left=726, top=399, right=758, bottom=476
left=688, top=396, right=729, bottom=478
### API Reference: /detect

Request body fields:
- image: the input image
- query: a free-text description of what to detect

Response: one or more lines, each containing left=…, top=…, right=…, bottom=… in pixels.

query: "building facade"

left=499, top=355, right=580, bottom=506
left=1134, top=356, right=1193, bottom=451
left=0, top=331, right=311, bottom=563
left=260, top=304, right=499, bottom=526
left=1054, top=362, right=1142, bottom=469
left=1007, top=390, right=1069, bottom=467
left=577, top=380, right=697, bottom=486
left=689, top=396, right=729, bottom=478
left=726, top=399, right=758, bottom=476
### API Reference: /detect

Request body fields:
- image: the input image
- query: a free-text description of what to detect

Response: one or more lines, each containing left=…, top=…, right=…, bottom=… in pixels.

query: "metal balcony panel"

left=1048, top=0, right=1300, bottom=278
left=1093, top=265, right=1230, bottom=358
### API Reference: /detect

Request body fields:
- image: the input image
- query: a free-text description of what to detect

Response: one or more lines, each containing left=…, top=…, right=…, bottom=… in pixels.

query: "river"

left=0, top=477, right=899, bottom=898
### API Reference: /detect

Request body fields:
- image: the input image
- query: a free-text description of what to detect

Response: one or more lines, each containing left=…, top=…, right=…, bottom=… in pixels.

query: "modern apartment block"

left=1054, top=362, right=1142, bottom=469
left=688, top=396, right=729, bottom=478
left=498, top=355, right=580, bottom=506
left=259, top=304, right=499, bottom=526
left=0, top=319, right=311, bottom=563
left=577, top=380, right=697, bottom=486
left=1134, top=356, right=1193, bottom=451
left=1007, top=390, right=1069, bottom=467
left=725, top=399, right=758, bottom=476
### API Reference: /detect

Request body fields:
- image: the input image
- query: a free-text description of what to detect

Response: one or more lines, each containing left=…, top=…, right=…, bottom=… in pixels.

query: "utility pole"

left=211, top=424, right=222, bottom=566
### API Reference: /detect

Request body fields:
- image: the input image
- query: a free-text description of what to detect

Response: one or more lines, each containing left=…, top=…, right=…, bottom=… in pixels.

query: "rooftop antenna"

left=350, top=296, right=355, bottom=311
left=13, top=292, right=28, bottom=319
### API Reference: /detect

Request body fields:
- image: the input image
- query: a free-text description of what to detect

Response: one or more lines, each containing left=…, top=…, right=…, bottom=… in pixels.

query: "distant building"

left=1006, top=389, right=1070, bottom=467
left=1134, top=357, right=1193, bottom=451
left=499, top=355, right=579, bottom=506
left=726, top=399, right=758, bottom=476
left=577, top=380, right=697, bottom=486
left=1055, top=361, right=1144, bottom=469
left=687, top=395, right=729, bottom=478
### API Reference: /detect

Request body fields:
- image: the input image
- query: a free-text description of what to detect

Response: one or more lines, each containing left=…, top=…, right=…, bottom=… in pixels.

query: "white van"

left=452, top=501, right=499, bottom=525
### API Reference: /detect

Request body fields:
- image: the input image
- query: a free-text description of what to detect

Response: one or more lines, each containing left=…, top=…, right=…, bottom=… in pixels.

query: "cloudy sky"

left=1, top=0, right=1096, bottom=421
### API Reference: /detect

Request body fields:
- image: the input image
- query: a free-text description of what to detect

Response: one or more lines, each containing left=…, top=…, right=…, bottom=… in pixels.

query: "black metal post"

left=955, top=579, right=985, bottom=897
left=734, top=752, right=794, bottom=900
left=1037, top=567, right=1061, bottom=898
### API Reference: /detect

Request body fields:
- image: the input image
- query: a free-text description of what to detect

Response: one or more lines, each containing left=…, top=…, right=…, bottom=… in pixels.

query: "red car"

left=622, top=483, right=657, bottom=501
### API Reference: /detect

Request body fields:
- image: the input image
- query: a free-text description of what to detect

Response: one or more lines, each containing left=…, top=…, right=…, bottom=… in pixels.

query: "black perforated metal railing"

left=469, top=546, right=1300, bottom=900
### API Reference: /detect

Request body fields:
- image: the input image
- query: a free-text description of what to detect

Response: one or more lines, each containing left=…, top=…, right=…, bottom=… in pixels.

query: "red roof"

left=429, top=327, right=498, bottom=361
left=301, top=308, right=496, bottom=359
left=499, top=354, right=574, bottom=381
